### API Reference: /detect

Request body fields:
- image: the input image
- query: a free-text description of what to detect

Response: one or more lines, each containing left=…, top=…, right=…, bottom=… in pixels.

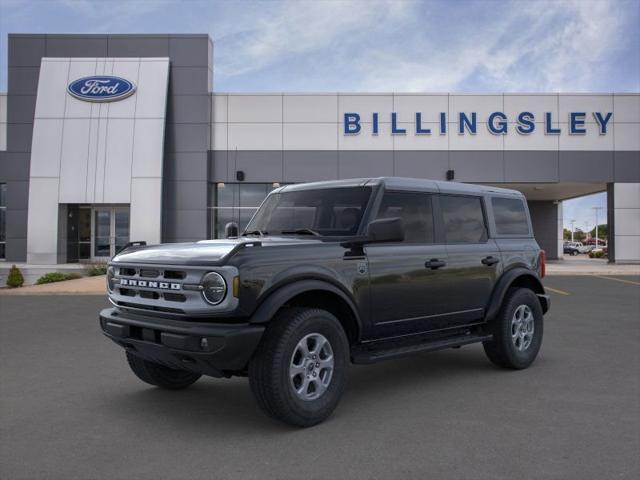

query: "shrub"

left=6, top=264, right=25, bottom=288
left=36, top=272, right=82, bottom=285
left=86, top=264, right=108, bottom=276
left=589, top=250, right=606, bottom=259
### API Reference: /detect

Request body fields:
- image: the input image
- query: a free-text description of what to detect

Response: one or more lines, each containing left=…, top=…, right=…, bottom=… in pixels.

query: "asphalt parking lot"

left=1, top=275, right=638, bottom=480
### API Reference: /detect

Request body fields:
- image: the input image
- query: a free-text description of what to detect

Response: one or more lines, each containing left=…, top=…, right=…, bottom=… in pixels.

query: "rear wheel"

left=126, top=351, right=201, bottom=389
left=483, top=288, right=543, bottom=369
left=249, top=307, right=349, bottom=427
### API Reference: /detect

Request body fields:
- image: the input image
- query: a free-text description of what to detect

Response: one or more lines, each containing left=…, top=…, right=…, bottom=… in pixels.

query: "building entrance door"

left=92, top=206, right=130, bottom=260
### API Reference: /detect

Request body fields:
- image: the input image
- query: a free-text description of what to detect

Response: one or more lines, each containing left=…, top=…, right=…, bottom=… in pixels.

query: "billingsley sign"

left=68, top=76, right=136, bottom=102
left=343, top=111, right=613, bottom=135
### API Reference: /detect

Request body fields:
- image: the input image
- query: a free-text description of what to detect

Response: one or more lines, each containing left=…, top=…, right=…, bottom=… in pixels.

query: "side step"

left=351, top=333, right=492, bottom=364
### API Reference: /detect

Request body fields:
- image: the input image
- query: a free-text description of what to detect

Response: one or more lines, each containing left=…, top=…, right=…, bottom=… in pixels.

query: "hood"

left=111, top=236, right=324, bottom=265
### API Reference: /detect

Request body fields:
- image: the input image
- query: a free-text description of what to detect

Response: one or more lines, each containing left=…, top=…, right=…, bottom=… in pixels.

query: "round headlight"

left=201, top=272, right=227, bottom=305
left=106, top=266, right=115, bottom=292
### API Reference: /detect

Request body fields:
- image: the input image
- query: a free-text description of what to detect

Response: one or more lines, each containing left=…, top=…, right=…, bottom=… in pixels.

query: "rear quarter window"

left=492, top=197, right=530, bottom=235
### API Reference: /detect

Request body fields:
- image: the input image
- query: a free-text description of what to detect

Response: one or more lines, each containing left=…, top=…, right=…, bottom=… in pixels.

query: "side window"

left=440, top=195, right=487, bottom=244
left=492, top=197, right=530, bottom=235
left=375, top=191, right=434, bottom=243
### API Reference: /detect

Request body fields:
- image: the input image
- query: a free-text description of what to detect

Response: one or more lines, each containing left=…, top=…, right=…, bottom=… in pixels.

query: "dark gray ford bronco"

left=100, top=177, right=549, bottom=426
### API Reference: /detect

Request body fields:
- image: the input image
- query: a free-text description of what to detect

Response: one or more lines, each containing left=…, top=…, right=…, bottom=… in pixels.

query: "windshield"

left=244, top=187, right=372, bottom=237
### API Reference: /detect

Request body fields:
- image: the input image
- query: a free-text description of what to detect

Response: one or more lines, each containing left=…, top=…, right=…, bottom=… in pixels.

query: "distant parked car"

left=564, top=242, right=588, bottom=254
left=564, top=244, right=580, bottom=256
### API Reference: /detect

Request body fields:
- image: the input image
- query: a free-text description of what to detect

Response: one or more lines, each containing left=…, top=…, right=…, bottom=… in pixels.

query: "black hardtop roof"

left=278, top=177, right=523, bottom=197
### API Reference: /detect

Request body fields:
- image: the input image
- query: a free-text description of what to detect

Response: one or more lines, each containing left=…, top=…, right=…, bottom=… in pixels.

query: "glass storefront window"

left=208, top=183, right=282, bottom=238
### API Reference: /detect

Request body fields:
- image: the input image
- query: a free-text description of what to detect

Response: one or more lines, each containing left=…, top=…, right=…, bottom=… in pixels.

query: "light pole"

left=570, top=219, right=576, bottom=242
left=592, top=206, right=603, bottom=248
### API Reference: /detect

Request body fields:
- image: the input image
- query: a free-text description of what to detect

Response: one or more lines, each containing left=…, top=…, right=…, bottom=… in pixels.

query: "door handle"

left=481, top=256, right=500, bottom=266
left=425, top=259, right=446, bottom=270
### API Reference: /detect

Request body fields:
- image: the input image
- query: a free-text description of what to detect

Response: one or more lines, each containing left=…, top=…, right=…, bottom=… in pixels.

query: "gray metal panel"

left=504, top=151, right=559, bottom=182
left=162, top=209, right=208, bottom=241
left=169, top=67, right=210, bottom=95
left=7, top=67, right=40, bottom=95
left=8, top=35, right=45, bottom=67
left=107, top=35, right=170, bottom=57
left=165, top=123, right=210, bottom=153
left=394, top=151, right=449, bottom=180
left=6, top=208, right=28, bottom=239
left=0, top=153, right=30, bottom=181
left=5, top=180, right=29, bottom=208
left=6, top=95, right=36, bottom=124
left=614, top=151, right=640, bottom=182
left=45, top=35, right=108, bottom=57
left=559, top=151, right=614, bottom=182
left=164, top=180, right=208, bottom=210
left=6, top=124, right=33, bottom=153
left=283, top=151, right=339, bottom=182
left=528, top=200, right=560, bottom=259
left=233, top=151, right=284, bottom=182
left=169, top=36, right=211, bottom=67
left=5, top=236, right=26, bottom=262
left=165, top=152, right=209, bottom=181
left=167, top=95, right=210, bottom=124
left=449, top=151, right=505, bottom=182
left=338, top=151, right=394, bottom=178
left=209, top=151, right=229, bottom=182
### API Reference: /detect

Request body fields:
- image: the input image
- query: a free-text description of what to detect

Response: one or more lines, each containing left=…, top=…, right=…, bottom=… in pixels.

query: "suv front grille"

left=109, top=263, right=238, bottom=317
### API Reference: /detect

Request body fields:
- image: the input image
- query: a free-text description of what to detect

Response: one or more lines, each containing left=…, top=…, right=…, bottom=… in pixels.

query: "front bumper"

left=99, top=308, right=264, bottom=377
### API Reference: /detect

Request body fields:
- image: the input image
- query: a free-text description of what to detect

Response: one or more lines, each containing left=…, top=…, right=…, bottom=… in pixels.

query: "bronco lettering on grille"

left=119, top=278, right=181, bottom=290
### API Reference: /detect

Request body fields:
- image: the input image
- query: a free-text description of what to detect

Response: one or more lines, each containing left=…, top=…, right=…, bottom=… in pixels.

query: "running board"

left=351, top=333, right=492, bottom=364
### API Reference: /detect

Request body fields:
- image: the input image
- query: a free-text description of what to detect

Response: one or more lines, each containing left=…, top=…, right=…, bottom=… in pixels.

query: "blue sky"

left=1, top=0, right=638, bottom=227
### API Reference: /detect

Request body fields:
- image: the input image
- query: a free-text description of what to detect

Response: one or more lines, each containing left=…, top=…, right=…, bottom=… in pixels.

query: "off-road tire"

left=126, top=351, right=201, bottom=389
left=483, top=288, right=544, bottom=369
left=249, top=307, right=349, bottom=427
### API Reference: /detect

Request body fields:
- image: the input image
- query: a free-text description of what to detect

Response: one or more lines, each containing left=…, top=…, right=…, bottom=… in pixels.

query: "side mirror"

left=224, top=222, right=239, bottom=238
left=366, top=217, right=404, bottom=243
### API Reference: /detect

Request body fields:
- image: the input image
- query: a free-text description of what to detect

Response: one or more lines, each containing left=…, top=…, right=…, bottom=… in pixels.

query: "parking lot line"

left=592, top=275, right=640, bottom=286
left=544, top=286, right=571, bottom=296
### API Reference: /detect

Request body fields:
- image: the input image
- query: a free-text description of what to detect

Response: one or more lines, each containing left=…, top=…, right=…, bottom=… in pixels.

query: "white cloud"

left=213, top=0, right=635, bottom=92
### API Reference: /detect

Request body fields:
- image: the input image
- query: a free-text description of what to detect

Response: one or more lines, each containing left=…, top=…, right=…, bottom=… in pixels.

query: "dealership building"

left=0, top=33, right=638, bottom=272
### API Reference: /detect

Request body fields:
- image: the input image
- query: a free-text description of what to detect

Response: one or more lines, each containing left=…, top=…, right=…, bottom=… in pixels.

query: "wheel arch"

left=485, top=268, right=548, bottom=321
left=249, top=279, right=362, bottom=344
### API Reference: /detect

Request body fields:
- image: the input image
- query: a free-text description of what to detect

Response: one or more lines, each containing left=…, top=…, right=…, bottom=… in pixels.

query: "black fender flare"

left=249, top=278, right=363, bottom=337
left=485, top=268, right=548, bottom=321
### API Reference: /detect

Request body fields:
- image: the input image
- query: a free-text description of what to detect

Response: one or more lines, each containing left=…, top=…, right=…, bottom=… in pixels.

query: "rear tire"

left=483, top=288, right=543, bottom=369
left=249, top=307, right=349, bottom=427
left=126, top=351, right=201, bottom=389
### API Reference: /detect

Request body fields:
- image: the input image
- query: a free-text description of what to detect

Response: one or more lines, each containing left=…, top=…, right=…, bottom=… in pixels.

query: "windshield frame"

left=243, top=185, right=376, bottom=239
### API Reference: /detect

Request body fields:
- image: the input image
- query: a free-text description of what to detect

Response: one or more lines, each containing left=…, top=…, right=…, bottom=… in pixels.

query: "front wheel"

left=483, top=288, right=544, bottom=369
left=126, top=351, right=201, bottom=389
left=249, top=307, right=349, bottom=427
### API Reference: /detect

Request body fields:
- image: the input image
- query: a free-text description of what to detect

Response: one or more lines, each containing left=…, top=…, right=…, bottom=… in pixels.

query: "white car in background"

left=564, top=242, right=590, bottom=254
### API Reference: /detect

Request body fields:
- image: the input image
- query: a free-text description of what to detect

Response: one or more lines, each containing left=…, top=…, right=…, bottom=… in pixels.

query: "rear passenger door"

left=366, top=191, right=450, bottom=338
left=439, top=194, right=501, bottom=325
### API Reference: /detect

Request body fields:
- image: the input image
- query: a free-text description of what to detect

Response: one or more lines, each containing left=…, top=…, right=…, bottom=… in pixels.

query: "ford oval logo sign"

left=67, top=76, right=136, bottom=102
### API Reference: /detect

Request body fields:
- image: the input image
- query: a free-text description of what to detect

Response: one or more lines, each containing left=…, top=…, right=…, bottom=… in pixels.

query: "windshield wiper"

left=242, top=230, right=267, bottom=236
left=280, top=228, right=321, bottom=236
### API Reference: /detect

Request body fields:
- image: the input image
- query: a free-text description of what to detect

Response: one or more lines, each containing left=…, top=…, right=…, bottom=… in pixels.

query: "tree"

left=563, top=228, right=572, bottom=240
left=573, top=228, right=586, bottom=242
left=589, top=224, right=607, bottom=239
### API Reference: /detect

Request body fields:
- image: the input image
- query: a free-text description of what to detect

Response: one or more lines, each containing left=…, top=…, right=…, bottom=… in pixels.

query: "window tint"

left=375, top=191, right=434, bottom=243
left=440, top=195, right=487, bottom=243
left=246, top=187, right=372, bottom=236
left=492, top=197, right=530, bottom=235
